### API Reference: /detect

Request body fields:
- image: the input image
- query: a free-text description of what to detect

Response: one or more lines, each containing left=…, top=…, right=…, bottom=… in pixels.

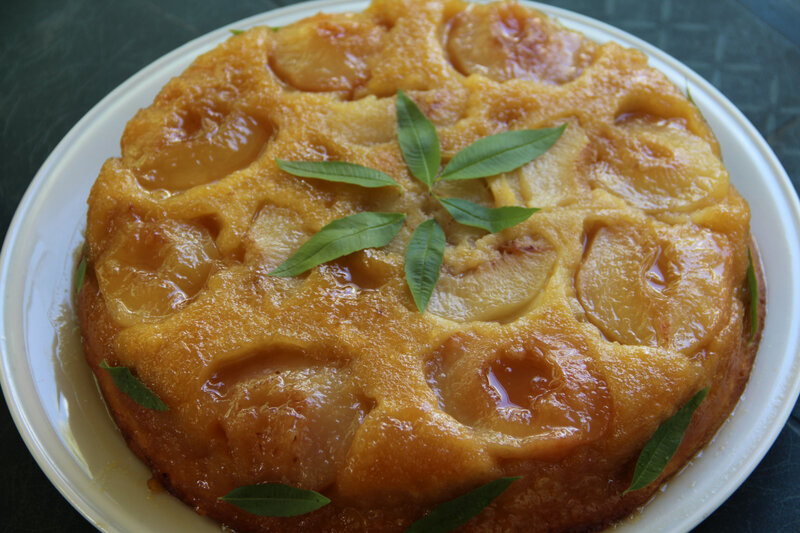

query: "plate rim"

left=1, top=0, right=798, bottom=531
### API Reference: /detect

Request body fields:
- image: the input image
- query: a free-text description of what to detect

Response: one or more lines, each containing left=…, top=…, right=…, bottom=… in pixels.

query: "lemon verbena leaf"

left=396, top=90, right=441, bottom=189
left=438, top=197, right=538, bottom=233
left=747, top=247, right=759, bottom=341
left=269, top=212, right=406, bottom=277
left=220, top=483, right=330, bottom=517
left=624, top=387, right=709, bottom=494
left=100, top=360, right=169, bottom=411
left=439, top=125, right=566, bottom=182
left=75, top=254, right=87, bottom=293
left=277, top=159, right=400, bottom=189
left=405, top=219, right=445, bottom=313
left=405, top=477, right=521, bottom=533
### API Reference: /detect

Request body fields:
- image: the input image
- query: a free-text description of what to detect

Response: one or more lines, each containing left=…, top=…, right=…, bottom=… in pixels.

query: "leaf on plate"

left=439, top=125, right=566, bottom=182
left=747, top=247, right=759, bottom=341
left=686, top=82, right=696, bottom=106
left=219, top=483, right=330, bottom=517
left=405, top=477, right=521, bottom=533
left=396, top=90, right=441, bottom=189
left=437, top=197, right=538, bottom=233
left=405, top=219, right=446, bottom=313
left=269, top=212, right=406, bottom=277
left=100, top=360, right=169, bottom=411
left=75, top=254, right=87, bottom=293
left=229, top=29, right=245, bottom=35
left=624, top=387, right=709, bottom=494
left=277, top=159, right=400, bottom=189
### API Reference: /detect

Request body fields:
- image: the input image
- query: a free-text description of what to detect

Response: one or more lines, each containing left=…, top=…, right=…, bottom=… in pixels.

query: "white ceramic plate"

left=1, top=1, right=799, bottom=532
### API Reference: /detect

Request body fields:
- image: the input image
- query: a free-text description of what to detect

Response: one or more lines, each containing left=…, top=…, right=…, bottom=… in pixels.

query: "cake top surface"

left=80, top=0, right=754, bottom=530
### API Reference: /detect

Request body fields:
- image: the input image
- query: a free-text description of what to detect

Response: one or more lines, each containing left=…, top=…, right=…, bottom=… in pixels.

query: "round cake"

left=77, top=0, right=763, bottom=531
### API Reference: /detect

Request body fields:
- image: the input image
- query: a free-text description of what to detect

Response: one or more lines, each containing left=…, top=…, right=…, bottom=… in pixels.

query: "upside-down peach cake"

left=77, top=0, right=763, bottom=531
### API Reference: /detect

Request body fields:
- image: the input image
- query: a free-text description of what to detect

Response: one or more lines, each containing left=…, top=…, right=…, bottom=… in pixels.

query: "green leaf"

left=396, top=90, right=441, bottom=189
left=439, top=124, right=566, bottom=182
left=405, top=477, right=520, bottom=533
left=624, top=387, right=709, bottom=494
left=405, top=219, right=446, bottom=313
left=686, top=83, right=696, bottom=106
left=75, top=254, right=87, bottom=293
left=747, top=247, right=759, bottom=341
left=269, top=212, right=406, bottom=277
left=229, top=29, right=245, bottom=35
left=437, top=197, right=538, bottom=233
left=277, top=159, right=400, bottom=189
left=219, top=483, right=330, bottom=517
left=100, top=360, right=169, bottom=411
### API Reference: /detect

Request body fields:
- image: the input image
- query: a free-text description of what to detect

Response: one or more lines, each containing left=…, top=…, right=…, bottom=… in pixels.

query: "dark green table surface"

left=2, top=1, right=799, bottom=531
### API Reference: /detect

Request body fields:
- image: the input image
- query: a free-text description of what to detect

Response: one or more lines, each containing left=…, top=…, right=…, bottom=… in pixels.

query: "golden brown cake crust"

left=78, top=1, right=763, bottom=531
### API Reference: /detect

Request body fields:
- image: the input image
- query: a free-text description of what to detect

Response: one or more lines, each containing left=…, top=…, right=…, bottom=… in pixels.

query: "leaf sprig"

left=269, top=212, right=406, bottom=277
left=746, top=247, right=760, bottom=341
left=405, top=476, right=520, bottom=532
left=624, top=387, right=709, bottom=494
left=75, top=254, right=87, bottom=293
left=404, top=219, right=446, bottom=313
left=276, top=159, right=401, bottom=189
left=271, top=89, right=565, bottom=312
left=219, top=483, right=330, bottom=517
left=100, top=360, right=169, bottom=411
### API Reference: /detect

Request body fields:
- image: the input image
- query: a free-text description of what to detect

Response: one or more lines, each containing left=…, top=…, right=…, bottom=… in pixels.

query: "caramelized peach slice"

left=427, top=235, right=556, bottom=322
left=446, top=2, right=595, bottom=83
left=320, top=97, right=395, bottom=145
left=577, top=223, right=734, bottom=352
left=427, top=332, right=611, bottom=460
left=245, top=205, right=310, bottom=270
left=95, top=218, right=219, bottom=325
left=209, top=345, right=369, bottom=488
left=135, top=108, right=270, bottom=192
left=590, top=116, right=728, bottom=213
left=270, top=14, right=388, bottom=93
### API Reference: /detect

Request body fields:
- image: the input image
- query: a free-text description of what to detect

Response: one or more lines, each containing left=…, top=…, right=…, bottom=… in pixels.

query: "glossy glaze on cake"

left=77, top=1, right=762, bottom=530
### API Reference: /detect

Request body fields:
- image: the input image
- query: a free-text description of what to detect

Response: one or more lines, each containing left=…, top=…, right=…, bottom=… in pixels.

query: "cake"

left=76, top=0, right=763, bottom=531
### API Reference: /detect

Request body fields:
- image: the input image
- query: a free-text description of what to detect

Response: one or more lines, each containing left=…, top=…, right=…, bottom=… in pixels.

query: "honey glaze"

left=485, top=357, right=554, bottom=420
left=644, top=247, right=667, bottom=292
left=319, top=263, right=361, bottom=299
